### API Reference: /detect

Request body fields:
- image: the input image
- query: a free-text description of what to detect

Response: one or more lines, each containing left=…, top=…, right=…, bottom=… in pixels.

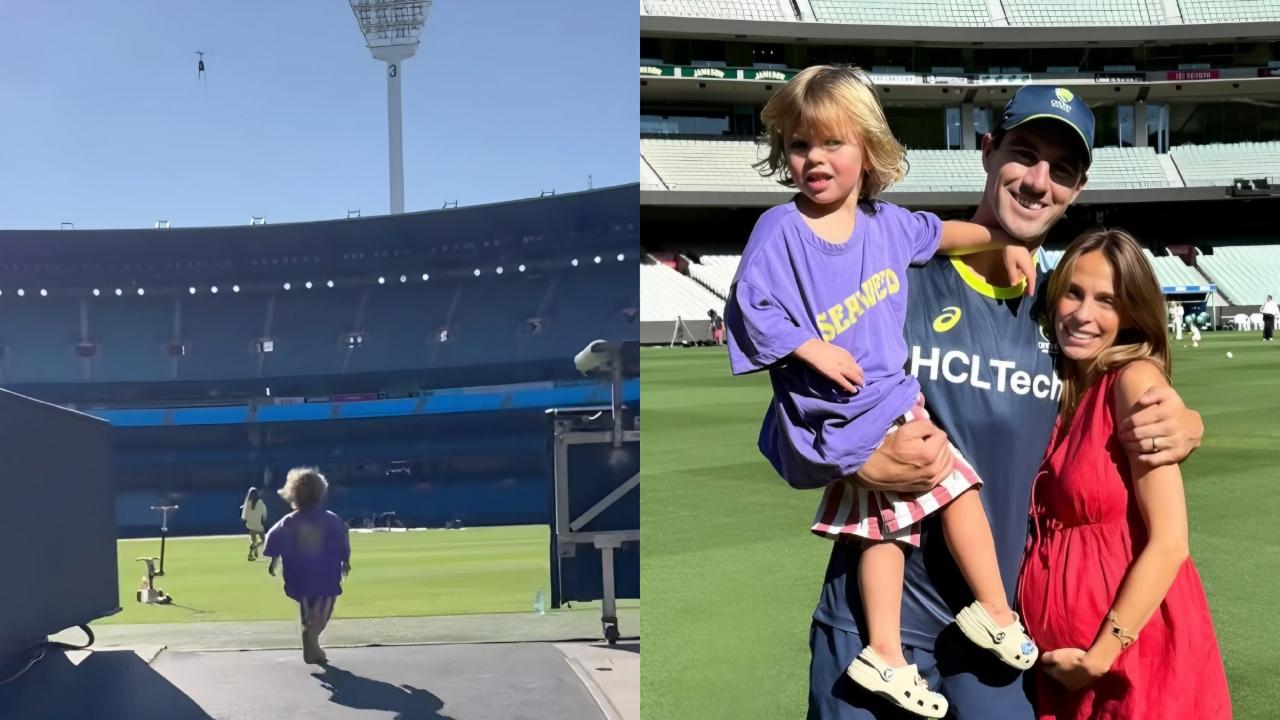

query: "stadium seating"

left=1177, top=0, right=1280, bottom=23
left=1195, top=245, right=1280, bottom=305
left=640, top=262, right=725, bottom=322
left=640, top=138, right=783, bottom=192
left=894, top=150, right=986, bottom=192
left=639, top=0, right=1280, bottom=25
left=808, top=0, right=991, bottom=26
left=1087, top=147, right=1178, bottom=190
left=642, top=140, right=1193, bottom=193
left=640, top=0, right=795, bottom=21
left=1169, top=142, right=1280, bottom=187
left=686, top=254, right=740, bottom=298
left=999, top=0, right=1166, bottom=25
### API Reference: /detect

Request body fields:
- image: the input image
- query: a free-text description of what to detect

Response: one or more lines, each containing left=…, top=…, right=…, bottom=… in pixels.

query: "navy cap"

left=998, top=85, right=1095, bottom=169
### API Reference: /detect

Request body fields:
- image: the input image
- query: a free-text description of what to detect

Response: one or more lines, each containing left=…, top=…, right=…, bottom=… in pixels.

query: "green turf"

left=110, top=525, right=551, bottom=624
left=641, top=333, right=1280, bottom=720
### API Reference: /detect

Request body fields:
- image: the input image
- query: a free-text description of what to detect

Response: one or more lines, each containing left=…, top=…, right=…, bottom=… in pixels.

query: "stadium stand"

left=642, top=0, right=1273, bottom=25
left=1145, top=252, right=1213, bottom=289
left=1195, top=245, right=1280, bottom=305
left=686, top=254, right=739, bottom=298
left=999, top=0, right=1166, bottom=26
left=641, top=261, right=725, bottom=322
left=643, top=140, right=1189, bottom=193
left=1087, top=147, right=1177, bottom=190
left=1168, top=142, right=1280, bottom=187
left=1177, top=0, right=1280, bottom=23
left=808, top=0, right=991, bottom=26
left=640, top=0, right=795, bottom=21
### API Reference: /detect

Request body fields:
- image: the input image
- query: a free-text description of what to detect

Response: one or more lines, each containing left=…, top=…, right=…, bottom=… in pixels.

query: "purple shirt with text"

left=726, top=200, right=941, bottom=488
left=263, top=507, right=351, bottom=600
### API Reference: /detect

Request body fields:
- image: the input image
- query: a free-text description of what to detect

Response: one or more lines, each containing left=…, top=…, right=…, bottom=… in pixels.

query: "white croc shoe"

left=845, top=647, right=948, bottom=719
left=954, top=601, right=1038, bottom=670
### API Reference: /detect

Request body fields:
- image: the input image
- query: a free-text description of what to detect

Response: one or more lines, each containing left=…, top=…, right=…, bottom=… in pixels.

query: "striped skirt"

left=810, top=399, right=981, bottom=547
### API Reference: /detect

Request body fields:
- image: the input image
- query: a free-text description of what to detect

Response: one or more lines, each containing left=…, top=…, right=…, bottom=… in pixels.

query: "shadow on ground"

left=0, top=649, right=213, bottom=720
left=313, top=663, right=454, bottom=719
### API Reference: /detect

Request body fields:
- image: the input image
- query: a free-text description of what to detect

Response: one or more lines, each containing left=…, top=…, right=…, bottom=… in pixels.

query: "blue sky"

left=0, top=1, right=637, bottom=229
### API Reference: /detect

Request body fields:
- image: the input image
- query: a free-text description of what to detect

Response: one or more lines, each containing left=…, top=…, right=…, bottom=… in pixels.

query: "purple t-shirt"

left=726, top=200, right=942, bottom=489
left=262, top=507, right=351, bottom=600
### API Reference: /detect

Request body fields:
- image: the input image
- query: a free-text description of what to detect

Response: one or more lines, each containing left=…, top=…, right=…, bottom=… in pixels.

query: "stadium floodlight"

left=473, top=268, right=481, bottom=277
left=421, top=272, right=429, bottom=281
left=305, top=281, right=313, bottom=289
left=496, top=266, right=503, bottom=275
left=594, top=256, right=601, bottom=264
left=92, top=288, right=100, bottom=296
left=518, top=264, right=526, bottom=273
left=283, top=282, right=292, bottom=291
left=39, top=289, right=47, bottom=297
left=211, top=286, right=220, bottom=294
left=617, top=253, right=624, bottom=262
left=137, top=288, right=145, bottom=296
left=349, top=0, right=431, bottom=215
left=571, top=258, right=579, bottom=267
left=188, top=287, right=197, bottom=295
left=327, top=280, right=335, bottom=288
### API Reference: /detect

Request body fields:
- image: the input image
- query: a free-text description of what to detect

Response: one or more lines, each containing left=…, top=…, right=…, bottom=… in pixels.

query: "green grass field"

left=641, top=333, right=1280, bottom=719
left=109, top=525, right=550, bottom=624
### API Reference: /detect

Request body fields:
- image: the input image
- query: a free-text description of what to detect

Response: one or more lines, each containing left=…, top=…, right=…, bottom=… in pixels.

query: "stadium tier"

left=641, top=261, right=725, bottom=322
left=0, top=185, right=638, bottom=396
left=641, top=139, right=1227, bottom=195
left=1195, top=245, right=1280, bottom=305
left=642, top=0, right=1280, bottom=23
left=0, top=185, right=639, bottom=536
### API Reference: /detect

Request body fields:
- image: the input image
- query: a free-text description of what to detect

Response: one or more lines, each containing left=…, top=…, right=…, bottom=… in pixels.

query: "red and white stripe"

left=810, top=399, right=982, bottom=548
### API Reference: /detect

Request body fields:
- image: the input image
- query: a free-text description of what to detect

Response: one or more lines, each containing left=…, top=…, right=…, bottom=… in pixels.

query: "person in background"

left=708, top=309, right=726, bottom=346
left=1261, top=294, right=1278, bottom=342
left=264, top=467, right=352, bottom=664
left=240, top=487, right=268, bottom=561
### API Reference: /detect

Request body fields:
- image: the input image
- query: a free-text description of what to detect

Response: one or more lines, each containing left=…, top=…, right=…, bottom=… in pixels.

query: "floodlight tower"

left=349, top=0, right=431, bottom=215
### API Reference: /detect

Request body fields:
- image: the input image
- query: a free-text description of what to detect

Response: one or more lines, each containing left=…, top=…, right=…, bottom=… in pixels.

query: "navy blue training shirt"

left=812, top=256, right=1061, bottom=650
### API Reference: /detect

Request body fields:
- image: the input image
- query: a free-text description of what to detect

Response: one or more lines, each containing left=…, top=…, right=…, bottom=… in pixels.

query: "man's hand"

left=852, top=418, right=954, bottom=493
left=1117, top=385, right=1203, bottom=466
left=1040, top=648, right=1106, bottom=690
left=792, top=338, right=863, bottom=394
left=1002, top=244, right=1037, bottom=297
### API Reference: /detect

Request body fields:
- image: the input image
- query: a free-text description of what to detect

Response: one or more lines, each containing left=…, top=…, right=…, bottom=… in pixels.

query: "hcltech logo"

left=933, top=306, right=962, bottom=333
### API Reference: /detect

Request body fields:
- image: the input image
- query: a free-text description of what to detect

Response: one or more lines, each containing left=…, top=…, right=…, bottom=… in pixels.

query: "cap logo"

left=1051, top=87, right=1074, bottom=113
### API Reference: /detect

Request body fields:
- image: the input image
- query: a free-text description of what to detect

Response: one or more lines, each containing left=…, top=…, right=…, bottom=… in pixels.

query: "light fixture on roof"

left=305, top=281, right=313, bottom=289
left=189, top=287, right=197, bottom=295
left=518, top=264, right=526, bottom=272
left=399, top=274, right=407, bottom=283
left=617, top=253, right=625, bottom=262
left=16, top=289, right=24, bottom=297
left=571, top=258, right=579, bottom=267
left=496, top=266, right=503, bottom=274
left=421, top=272, right=429, bottom=281
left=378, top=276, right=386, bottom=284
left=283, top=282, right=292, bottom=291
left=137, top=288, right=145, bottom=296
left=39, top=289, right=47, bottom=297
left=231, top=285, right=239, bottom=293
left=114, top=289, right=122, bottom=296
left=92, top=288, right=100, bottom=296
left=211, top=286, right=220, bottom=294
left=593, top=256, right=601, bottom=264
left=473, top=268, right=481, bottom=277
left=348, top=0, right=431, bottom=216
left=327, top=280, right=335, bottom=288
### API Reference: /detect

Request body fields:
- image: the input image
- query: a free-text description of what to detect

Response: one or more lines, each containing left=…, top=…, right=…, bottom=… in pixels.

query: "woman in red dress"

left=1018, top=229, right=1231, bottom=719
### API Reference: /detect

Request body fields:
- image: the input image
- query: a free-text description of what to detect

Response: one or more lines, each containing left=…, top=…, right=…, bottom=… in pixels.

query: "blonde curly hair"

left=278, top=467, right=328, bottom=511
left=754, top=64, right=906, bottom=201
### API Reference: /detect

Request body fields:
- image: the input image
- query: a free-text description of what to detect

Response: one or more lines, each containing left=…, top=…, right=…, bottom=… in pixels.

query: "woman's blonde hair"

left=1043, top=228, right=1171, bottom=422
left=754, top=64, right=906, bottom=201
left=278, top=467, right=328, bottom=510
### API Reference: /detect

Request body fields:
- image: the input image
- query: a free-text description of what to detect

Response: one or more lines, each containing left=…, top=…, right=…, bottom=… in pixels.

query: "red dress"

left=1018, top=370, right=1231, bottom=720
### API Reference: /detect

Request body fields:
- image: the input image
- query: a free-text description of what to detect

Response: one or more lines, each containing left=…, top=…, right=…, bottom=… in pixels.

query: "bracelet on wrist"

left=1106, top=610, right=1137, bottom=649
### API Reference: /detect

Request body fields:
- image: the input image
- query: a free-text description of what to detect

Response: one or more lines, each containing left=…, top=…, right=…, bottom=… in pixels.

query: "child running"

left=240, top=487, right=268, bottom=561
left=263, top=467, right=351, bottom=665
left=725, top=64, right=1038, bottom=718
